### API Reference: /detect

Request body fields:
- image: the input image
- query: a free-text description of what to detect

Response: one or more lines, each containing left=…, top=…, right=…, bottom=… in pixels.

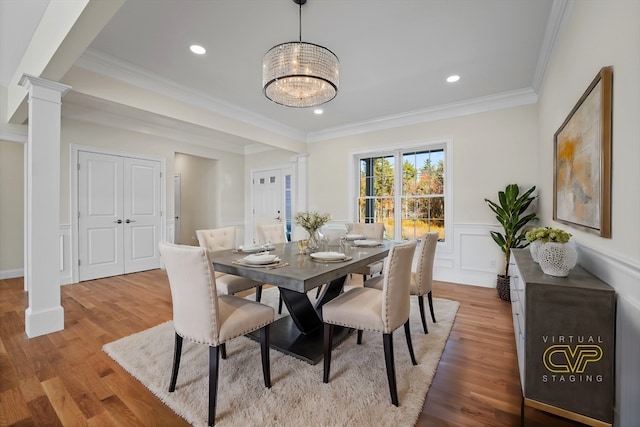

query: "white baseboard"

left=0, top=268, right=24, bottom=280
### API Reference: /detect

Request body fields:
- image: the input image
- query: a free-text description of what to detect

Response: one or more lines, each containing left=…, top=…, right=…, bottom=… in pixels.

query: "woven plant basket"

left=496, top=275, right=511, bottom=301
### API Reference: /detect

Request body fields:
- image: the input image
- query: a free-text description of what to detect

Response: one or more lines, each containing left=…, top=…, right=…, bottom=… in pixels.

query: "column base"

left=25, top=306, right=64, bottom=338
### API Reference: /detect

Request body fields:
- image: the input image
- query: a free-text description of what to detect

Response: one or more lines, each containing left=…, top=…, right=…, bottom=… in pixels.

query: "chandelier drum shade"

left=262, top=0, right=339, bottom=108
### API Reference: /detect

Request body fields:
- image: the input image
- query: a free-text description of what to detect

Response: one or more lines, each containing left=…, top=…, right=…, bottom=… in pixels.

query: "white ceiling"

left=2, top=0, right=561, bottom=144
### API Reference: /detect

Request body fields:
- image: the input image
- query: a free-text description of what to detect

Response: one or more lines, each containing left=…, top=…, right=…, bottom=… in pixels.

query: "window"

left=284, top=173, right=293, bottom=241
left=356, top=143, right=448, bottom=242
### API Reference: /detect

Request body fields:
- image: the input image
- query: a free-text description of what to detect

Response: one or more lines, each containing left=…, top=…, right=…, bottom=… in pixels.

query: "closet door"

left=123, top=157, right=161, bottom=273
left=78, top=151, right=161, bottom=281
left=78, top=151, right=124, bottom=281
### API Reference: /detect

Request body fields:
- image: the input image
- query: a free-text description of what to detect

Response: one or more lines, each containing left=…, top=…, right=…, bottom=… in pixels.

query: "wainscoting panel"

left=432, top=224, right=504, bottom=288
left=576, top=243, right=640, bottom=427
left=59, top=225, right=72, bottom=285
left=166, top=220, right=175, bottom=244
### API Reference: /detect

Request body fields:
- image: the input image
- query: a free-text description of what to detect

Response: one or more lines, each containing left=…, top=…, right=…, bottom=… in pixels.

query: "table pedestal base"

left=247, top=316, right=353, bottom=364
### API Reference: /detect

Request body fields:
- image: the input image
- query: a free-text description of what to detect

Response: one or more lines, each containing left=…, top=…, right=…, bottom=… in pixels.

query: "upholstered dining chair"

left=256, top=223, right=287, bottom=245
left=196, top=227, right=265, bottom=302
left=322, top=240, right=418, bottom=406
left=158, top=242, right=274, bottom=427
left=352, top=222, right=386, bottom=280
left=365, top=232, right=438, bottom=333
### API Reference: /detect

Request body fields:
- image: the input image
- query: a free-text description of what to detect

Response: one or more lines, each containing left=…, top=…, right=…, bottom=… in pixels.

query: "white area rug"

left=103, top=288, right=459, bottom=427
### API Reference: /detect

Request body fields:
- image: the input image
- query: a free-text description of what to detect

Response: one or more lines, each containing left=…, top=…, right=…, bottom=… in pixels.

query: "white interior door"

left=123, top=157, right=161, bottom=273
left=78, top=151, right=161, bottom=281
left=252, top=169, right=284, bottom=241
left=78, top=151, right=124, bottom=281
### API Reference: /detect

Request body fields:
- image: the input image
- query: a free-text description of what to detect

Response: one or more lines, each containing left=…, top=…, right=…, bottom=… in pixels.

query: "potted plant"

left=484, top=184, right=538, bottom=301
left=525, top=227, right=577, bottom=277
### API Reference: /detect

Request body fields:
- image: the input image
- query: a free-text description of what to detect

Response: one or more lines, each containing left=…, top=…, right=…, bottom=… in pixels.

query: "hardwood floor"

left=0, top=271, right=585, bottom=426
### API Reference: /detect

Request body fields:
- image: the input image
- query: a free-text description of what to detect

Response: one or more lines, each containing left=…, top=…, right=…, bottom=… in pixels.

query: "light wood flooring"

left=0, top=270, right=585, bottom=426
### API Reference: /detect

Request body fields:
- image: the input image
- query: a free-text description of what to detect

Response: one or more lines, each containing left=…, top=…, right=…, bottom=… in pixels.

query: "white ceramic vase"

left=529, top=240, right=543, bottom=263
left=537, top=241, right=577, bottom=277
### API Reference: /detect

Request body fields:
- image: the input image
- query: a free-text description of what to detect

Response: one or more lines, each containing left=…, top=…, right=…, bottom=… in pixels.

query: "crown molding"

left=532, top=0, right=573, bottom=93
left=0, top=130, right=27, bottom=143
left=306, top=88, right=538, bottom=143
left=75, top=47, right=545, bottom=146
left=63, top=101, right=249, bottom=155
left=75, top=50, right=307, bottom=142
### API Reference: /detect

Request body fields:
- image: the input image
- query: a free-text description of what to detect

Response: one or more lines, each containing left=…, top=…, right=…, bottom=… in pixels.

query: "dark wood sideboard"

left=509, top=249, right=616, bottom=427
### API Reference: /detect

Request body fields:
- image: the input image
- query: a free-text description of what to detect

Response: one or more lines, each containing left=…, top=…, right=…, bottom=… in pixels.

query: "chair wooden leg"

left=404, top=320, right=418, bottom=365
left=323, top=323, right=334, bottom=383
left=277, top=294, right=283, bottom=314
left=418, top=296, right=429, bottom=334
left=357, top=329, right=363, bottom=344
left=260, top=325, right=271, bottom=388
left=428, top=291, right=437, bottom=323
left=220, top=343, right=227, bottom=360
left=383, top=333, right=399, bottom=406
left=208, top=345, right=220, bottom=427
left=255, top=285, right=263, bottom=302
left=169, top=333, right=183, bottom=392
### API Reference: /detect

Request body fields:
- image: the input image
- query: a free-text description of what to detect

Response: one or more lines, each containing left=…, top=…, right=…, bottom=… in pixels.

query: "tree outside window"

left=358, top=148, right=445, bottom=241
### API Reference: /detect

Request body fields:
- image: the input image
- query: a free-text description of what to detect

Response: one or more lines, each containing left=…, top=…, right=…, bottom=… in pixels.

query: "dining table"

left=209, top=240, right=396, bottom=364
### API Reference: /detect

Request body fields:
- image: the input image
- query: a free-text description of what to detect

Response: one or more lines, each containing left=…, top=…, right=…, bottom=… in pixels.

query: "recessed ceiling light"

left=314, top=109, right=323, bottom=115
left=190, top=45, right=206, bottom=55
left=446, top=75, right=460, bottom=83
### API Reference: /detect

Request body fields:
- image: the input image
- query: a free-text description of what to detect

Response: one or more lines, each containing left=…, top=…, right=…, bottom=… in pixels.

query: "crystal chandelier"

left=262, top=0, right=339, bottom=108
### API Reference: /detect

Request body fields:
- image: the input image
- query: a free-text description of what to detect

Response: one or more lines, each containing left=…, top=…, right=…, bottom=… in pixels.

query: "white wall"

left=303, top=104, right=540, bottom=286
left=175, top=152, right=219, bottom=245
left=0, top=117, right=247, bottom=278
left=306, top=105, right=539, bottom=224
left=537, top=2, right=639, bottom=425
left=60, top=118, right=245, bottom=228
left=0, top=140, right=24, bottom=274
left=244, top=105, right=541, bottom=287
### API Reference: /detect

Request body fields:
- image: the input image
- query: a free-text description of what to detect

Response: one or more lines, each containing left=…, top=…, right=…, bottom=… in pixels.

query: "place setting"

left=232, top=252, right=288, bottom=269
left=344, top=233, right=365, bottom=241
left=351, top=239, right=384, bottom=248
left=234, top=242, right=276, bottom=253
left=309, top=251, right=352, bottom=263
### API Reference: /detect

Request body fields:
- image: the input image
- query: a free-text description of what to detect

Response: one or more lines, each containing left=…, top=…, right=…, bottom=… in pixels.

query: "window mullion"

left=394, top=150, right=403, bottom=240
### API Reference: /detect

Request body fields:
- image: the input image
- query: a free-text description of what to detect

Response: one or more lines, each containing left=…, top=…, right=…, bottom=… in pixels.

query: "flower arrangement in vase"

left=525, top=227, right=576, bottom=277
left=294, top=211, right=331, bottom=252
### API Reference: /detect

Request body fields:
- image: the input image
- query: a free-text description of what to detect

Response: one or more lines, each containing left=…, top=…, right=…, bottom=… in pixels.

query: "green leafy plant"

left=484, top=184, right=538, bottom=277
left=525, top=227, right=572, bottom=243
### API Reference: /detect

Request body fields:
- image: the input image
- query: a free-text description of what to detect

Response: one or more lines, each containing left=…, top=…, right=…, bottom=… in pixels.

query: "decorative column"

left=19, top=75, right=71, bottom=338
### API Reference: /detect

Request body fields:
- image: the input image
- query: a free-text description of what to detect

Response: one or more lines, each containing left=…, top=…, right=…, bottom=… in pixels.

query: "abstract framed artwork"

left=553, top=66, right=612, bottom=238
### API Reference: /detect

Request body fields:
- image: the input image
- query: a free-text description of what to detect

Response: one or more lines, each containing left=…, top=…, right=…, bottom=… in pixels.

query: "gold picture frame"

left=553, top=66, right=612, bottom=238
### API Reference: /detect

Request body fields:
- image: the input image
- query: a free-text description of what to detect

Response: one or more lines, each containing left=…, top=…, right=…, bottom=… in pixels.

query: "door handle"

left=114, top=219, right=123, bottom=224
left=125, top=219, right=136, bottom=223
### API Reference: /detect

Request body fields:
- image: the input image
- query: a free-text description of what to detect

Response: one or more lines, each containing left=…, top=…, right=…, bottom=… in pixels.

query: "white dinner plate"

left=243, top=254, right=279, bottom=265
left=345, top=234, right=365, bottom=241
left=240, top=244, right=265, bottom=253
left=353, top=239, right=383, bottom=247
left=310, top=251, right=347, bottom=261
